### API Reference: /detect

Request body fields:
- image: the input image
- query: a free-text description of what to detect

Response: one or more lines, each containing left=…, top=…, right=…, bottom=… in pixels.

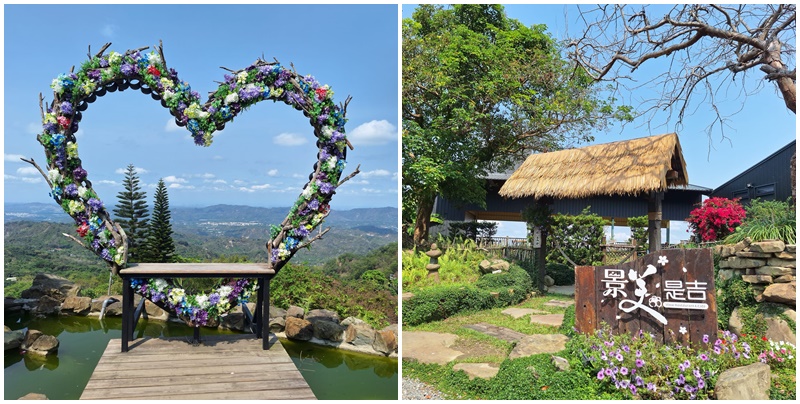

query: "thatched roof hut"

left=499, top=133, right=688, bottom=199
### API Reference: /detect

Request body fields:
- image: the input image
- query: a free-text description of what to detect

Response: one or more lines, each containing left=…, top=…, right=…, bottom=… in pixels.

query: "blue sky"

left=403, top=4, right=796, bottom=241
left=4, top=4, right=399, bottom=210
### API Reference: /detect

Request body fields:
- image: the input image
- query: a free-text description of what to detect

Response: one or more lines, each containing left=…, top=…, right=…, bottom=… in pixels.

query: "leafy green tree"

left=627, top=215, right=649, bottom=255
left=142, top=179, right=175, bottom=263
left=403, top=4, right=632, bottom=245
left=546, top=207, right=607, bottom=266
left=112, top=164, right=149, bottom=262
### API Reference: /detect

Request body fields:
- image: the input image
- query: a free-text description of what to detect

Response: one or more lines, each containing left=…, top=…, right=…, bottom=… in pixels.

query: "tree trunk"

left=413, top=196, right=435, bottom=246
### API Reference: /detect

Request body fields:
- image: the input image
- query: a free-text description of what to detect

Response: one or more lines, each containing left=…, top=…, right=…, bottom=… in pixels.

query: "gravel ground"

left=402, top=377, right=448, bottom=400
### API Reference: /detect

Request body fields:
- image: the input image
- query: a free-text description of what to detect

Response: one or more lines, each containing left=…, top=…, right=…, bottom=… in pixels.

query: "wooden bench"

left=119, top=263, right=275, bottom=352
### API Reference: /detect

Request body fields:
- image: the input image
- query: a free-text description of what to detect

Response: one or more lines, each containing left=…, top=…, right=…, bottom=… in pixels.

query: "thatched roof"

left=499, top=133, right=689, bottom=199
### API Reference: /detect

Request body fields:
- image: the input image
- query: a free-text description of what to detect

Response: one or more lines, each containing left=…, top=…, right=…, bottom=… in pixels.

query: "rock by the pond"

left=33, top=295, right=61, bottom=315
left=269, top=317, right=286, bottom=333
left=60, top=296, right=92, bottom=316
left=372, top=329, right=398, bottom=355
left=4, top=325, right=10, bottom=332
left=530, top=314, right=564, bottom=327
left=312, top=319, right=345, bottom=342
left=20, top=274, right=80, bottom=303
left=104, top=301, right=123, bottom=316
left=306, top=309, right=340, bottom=324
left=90, top=295, right=120, bottom=313
left=762, top=282, right=796, bottom=305
left=269, top=305, right=287, bottom=320
left=219, top=312, right=246, bottom=331
left=286, top=305, right=305, bottom=319
left=382, top=324, right=398, bottom=335
left=5, top=329, right=25, bottom=351
left=715, top=362, right=770, bottom=400
left=18, top=393, right=48, bottom=400
left=341, top=316, right=366, bottom=327
left=552, top=355, right=570, bottom=371
left=284, top=317, right=313, bottom=341
left=453, top=363, right=500, bottom=380
left=508, top=334, right=569, bottom=360
left=25, top=332, right=59, bottom=356
left=345, top=323, right=376, bottom=346
left=544, top=275, right=555, bottom=287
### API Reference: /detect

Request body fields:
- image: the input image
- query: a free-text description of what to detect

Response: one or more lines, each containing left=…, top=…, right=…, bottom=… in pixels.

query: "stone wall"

left=716, top=239, right=796, bottom=306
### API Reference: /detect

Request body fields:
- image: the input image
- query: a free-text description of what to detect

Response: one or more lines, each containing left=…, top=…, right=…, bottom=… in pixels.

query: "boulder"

left=755, top=266, right=793, bottom=277
left=764, top=314, right=796, bottom=343
left=33, top=295, right=62, bottom=315
left=543, top=275, right=555, bottom=287
left=20, top=274, right=80, bottom=303
left=312, top=320, right=345, bottom=342
left=269, top=317, right=286, bottom=333
left=741, top=275, right=773, bottom=284
left=372, top=330, right=398, bottom=354
left=286, top=305, right=305, bottom=319
left=490, top=259, right=510, bottom=272
left=60, top=296, right=92, bottom=316
left=345, top=323, right=376, bottom=346
left=762, top=282, right=796, bottom=305
left=725, top=257, right=767, bottom=269
left=774, top=275, right=796, bottom=283
left=717, top=244, right=736, bottom=258
left=144, top=300, right=168, bottom=320
left=306, top=309, right=340, bottom=324
left=552, top=356, right=571, bottom=372
left=715, top=362, right=770, bottom=400
left=90, top=295, right=120, bottom=313
left=728, top=307, right=745, bottom=336
left=786, top=244, right=796, bottom=253
left=749, top=240, right=786, bottom=253
left=219, top=312, right=246, bottom=331
left=717, top=269, right=738, bottom=283
left=341, top=316, right=366, bottom=327
left=104, top=301, right=123, bottom=316
left=479, top=259, right=492, bottom=274
left=284, top=317, right=313, bottom=341
left=773, top=251, right=796, bottom=260
left=382, top=324, right=398, bottom=336
left=768, top=258, right=796, bottom=269
left=269, top=305, right=287, bottom=320
left=5, top=329, right=25, bottom=351
left=23, top=330, right=59, bottom=356
left=18, top=393, right=48, bottom=400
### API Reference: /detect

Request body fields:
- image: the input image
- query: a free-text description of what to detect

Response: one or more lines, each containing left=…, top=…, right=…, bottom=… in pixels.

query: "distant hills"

left=4, top=203, right=398, bottom=267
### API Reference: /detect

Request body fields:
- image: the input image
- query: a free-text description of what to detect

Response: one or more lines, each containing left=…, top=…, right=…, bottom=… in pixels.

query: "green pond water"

left=4, top=313, right=398, bottom=400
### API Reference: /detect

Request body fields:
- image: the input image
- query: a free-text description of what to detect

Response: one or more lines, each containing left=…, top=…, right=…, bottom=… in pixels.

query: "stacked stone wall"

left=717, top=239, right=796, bottom=306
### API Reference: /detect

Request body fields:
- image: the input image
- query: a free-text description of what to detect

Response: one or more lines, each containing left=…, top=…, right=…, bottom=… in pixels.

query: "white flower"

left=224, top=92, right=239, bottom=105
left=678, top=326, right=687, bottom=335
left=195, top=294, right=209, bottom=309
left=78, top=186, right=91, bottom=199
left=51, top=79, right=63, bottom=94
left=154, top=278, right=168, bottom=292
left=217, top=285, right=233, bottom=297
left=325, top=156, right=338, bottom=170
left=321, top=127, right=334, bottom=140
left=114, top=247, right=125, bottom=265
left=47, top=169, right=62, bottom=184
left=302, top=184, right=313, bottom=199
left=148, top=52, right=161, bottom=65
left=169, top=288, right=185, bottom=305
left=163, top=89, right=175, bottom=100
left=236, top=71, right=248, bottom=84
left=108, top=51, right=122, bottom=65
left=657, top=255, right=669, bottom=266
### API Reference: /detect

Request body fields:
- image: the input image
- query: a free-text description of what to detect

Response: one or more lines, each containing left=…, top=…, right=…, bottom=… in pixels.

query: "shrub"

left=724, top=198, right=796, bottom=244
left=560, top=304, right=576, bottom=336
left=546, top=207, right=607, bottom=266
left=475, top=266, right=533, bottom=306
left=402, top=238, right=488, bottom=291
left=447, top=221, right=498, bottom=241
left=687, top=197, right=746, bottom=242
left=546, top=262, right=575, bottom=285
left=627, top=215, right=649, bottom=254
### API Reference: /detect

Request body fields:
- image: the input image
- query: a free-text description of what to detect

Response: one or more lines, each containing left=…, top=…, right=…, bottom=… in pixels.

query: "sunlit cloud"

left=274, top=133, right=307, bottom=146
left=348, top=120, right=397, bottom=145
left=115, top=166, right=148, bottom=175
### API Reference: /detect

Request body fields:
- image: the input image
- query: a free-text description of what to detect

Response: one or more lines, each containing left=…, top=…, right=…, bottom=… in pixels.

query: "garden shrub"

left=627, top=215, right=649, bottom=254
left=724, top=198, right=796, bottom=244
left=716, top=277, right=757, bottom=330
left=687, top=197, right=746, bottom=242
left=402, top=237, right=486, bottom=291
left=546, top=262, right=575, bottom=285
left=560, top=304, right=576, bottom=336
left=546, top=207, right=607, bottom=266
left=475, top=266, right=533, bottom=307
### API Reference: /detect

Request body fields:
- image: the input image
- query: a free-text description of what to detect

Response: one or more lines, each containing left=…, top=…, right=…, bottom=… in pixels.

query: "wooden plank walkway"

left=80, top=334, right=315, bottom=400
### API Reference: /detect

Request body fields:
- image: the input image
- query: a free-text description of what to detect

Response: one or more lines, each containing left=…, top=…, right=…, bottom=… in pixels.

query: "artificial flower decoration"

left=34, top=42, right=354, bottom=277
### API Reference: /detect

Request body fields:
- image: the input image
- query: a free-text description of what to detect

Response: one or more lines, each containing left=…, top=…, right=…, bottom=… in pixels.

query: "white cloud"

left=4, top=174, right=41, bottom=184
left=274, top=133, right=308, bottom=146
left=251, top=184, right=271, bottom=190
left=360, top=188, right=384, bottom=194
left=101, top=24, right=117, bottom=38
left=212, top=179, right=227, bottom=184
left=267, top=169, right=279, bottom=177
left=291, top=173, right=305, bottom=179
left=233, top=180, right=246, bottom=185
left=360, top=169, right=391, bottom=178
left=198, top=173, right=215, bottom=179
left=96, top=180, right=119, bottom=186
left=115, top=166, right=148, bottom=175
left=26, top=122, right=42, bottom=135
left=163, top=175, right=187, bottom=184
left=4, top=154, right=26, bottom=162
left=16, top=167, right=39, bottom=176
left=164, top=119, right=182, bottom=132
left=348, top=120, right=397, bottom=145
left=168, top=183, right=195, bottom=190
left=238, top=187, right=255, bottom=193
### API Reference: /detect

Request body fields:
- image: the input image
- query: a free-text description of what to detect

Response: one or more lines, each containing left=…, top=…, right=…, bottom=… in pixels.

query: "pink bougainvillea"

left=687, top=197, right=746, bottom=242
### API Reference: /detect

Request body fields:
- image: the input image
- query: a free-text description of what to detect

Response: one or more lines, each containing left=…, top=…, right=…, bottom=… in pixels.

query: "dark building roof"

left=712, top=140, right=795, bottom=203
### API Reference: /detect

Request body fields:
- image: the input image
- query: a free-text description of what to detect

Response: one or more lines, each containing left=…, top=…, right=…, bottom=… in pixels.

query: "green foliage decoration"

left=724, top=198, right=796, bottom=244
left=546, top=262, right=575, bottom=286
left=546, top=207, right=607, bottom=266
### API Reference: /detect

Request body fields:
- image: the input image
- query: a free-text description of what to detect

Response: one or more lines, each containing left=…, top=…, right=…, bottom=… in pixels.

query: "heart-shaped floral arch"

left=30, top=43, right=357, bottom=325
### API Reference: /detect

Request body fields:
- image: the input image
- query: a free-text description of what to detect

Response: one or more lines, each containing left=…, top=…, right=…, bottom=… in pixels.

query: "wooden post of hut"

left=647, top=191, right=664, bottom=252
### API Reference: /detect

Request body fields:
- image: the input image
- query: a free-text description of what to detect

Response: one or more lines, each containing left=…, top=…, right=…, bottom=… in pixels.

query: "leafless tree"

left=568, top=4, right=795, bottom=141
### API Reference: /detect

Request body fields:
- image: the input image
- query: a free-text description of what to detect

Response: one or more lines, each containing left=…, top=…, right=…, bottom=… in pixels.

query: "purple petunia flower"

left=684, top=385, right=694, bottom=393
left=636, top=350, right=642, bottom=358
left=713, top=346, right=722, bottom=355
left=597, top=370, right=605, bottom=380
left=702, top=334, right=709, bottom=344
left=622, top=345, right=630, bottom=353
left=73, top=167, right=87, bottom=181
left=620, top=367, right=628, bottom=376
left=693, top=368, right=701, bottom=378
left=635, top=376, right=644, bottom=386
left=604, top=368, right=613, bottom=377
left=629, top=385, right=637, bottom=395
left=619, top=380, right=630, bottom=389
left=635, top=359, right=645, bottom=368
left=616, top=353, right=624, bottom=362
left=697, top=378, right=705, bottom=389
left=677, top=374, right=685, bottom=386
left=646, top=382, right=656, bottom=392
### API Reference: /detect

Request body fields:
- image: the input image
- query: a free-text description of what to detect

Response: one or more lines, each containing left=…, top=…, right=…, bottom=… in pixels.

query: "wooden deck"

left=80, top=334, right=315, bottom=400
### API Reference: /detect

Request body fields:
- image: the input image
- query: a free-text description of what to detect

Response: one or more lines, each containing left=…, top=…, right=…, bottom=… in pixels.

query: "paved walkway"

left=548, top=284, right=575, bottom=296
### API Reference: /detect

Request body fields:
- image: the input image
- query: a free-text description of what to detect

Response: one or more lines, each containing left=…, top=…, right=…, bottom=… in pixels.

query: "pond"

left=4, top=313, right=398, bottom=400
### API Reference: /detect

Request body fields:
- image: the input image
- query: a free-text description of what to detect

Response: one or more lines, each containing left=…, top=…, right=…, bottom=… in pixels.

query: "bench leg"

left=121, top=277, right=132, bottom=352
left=262, top=277, right=270, bottom=350
left=254, top=279, right=263, bottom=339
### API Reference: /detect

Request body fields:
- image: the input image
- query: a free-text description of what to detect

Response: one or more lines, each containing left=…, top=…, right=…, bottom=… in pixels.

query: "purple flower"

left=209, top=293, right=220, bottom=305
left=635, top=376, right=644, bottom=386
left=91, top=239, right=101, bottom=250
left=331, top=130, right=345, bottom=142
left=620, top=367, right=628, bottom=376
left=713, top=346, right=722, bottom=355
left=318, top=181, right=335, bottom=194
left=65, top=183, right=78, bottom=198
left=635, top=359, right=645, bottom=368
left=697, top=378, right=705, bottom=389
left=604, top=368, right=613, bottom=377
left=616, top=353, right=624, bottom=362
left=646, top=382, right=656, bottom=392
left=677, top=374, right=685, bottom=386
left=61, top=101, right=73, bottom=115
left=307, top=200, right=320, bottom=211
left=121, top=63, right=136, bottom=76
left=73, top=167, right=87, bottom=181
left=622, top=345, right=630, bottom=353
left=619, top=380, right=630, bottom=389
left=87, top=198, right=104, bottom=212
left=693, top=368, right=701, bottom=378
left=597, top=370, right=605, bottom=380
left=635, top=350, right=642, bottom=358
left=44, top=122, right=58, bottom=133
left=683, top=360, right=691, bottom=369
left=100, top=248, right=112, bottom=261
left=699, top=353, right=708, bottom=361
left=684, top=385, right=694, bottom=393
left=702, top=334, right=709, bottom=344
left=293, top=226, right=310, bottom=239
left=629, top=385, right=637, bottom=395
left=88, top=70, right=102, bottom=81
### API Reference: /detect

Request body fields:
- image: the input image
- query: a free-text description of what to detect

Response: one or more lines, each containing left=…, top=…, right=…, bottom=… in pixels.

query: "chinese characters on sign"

left=575, top=249, right=717, bottom=345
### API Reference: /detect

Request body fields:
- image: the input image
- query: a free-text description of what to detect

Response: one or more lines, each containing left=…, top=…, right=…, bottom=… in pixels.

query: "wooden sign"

left=531, top=227, right=542, bottom=248
left=575, top=249, right=717, bottom=345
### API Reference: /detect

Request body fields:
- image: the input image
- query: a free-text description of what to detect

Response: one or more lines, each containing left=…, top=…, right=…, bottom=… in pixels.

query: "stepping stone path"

left=401, top=292, right=415, bottom=301
left=501, top=308, right=547, bottom=319
left=544, top=299, right=574, bottom=308
left=508, top=334, right=570, bottom=360
left=402, top=331, right=464, bottom=365
left=463, top=323, right=526, bottom=342
left=453, top=363, right=500, bottom=380
left=529, top=314, right=565, bottom=327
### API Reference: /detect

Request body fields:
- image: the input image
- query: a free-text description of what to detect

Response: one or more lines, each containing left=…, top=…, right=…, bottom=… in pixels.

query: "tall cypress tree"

left=113, top=164, right=149, bottom=262
left=143, top=178, right=175, bottom=263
